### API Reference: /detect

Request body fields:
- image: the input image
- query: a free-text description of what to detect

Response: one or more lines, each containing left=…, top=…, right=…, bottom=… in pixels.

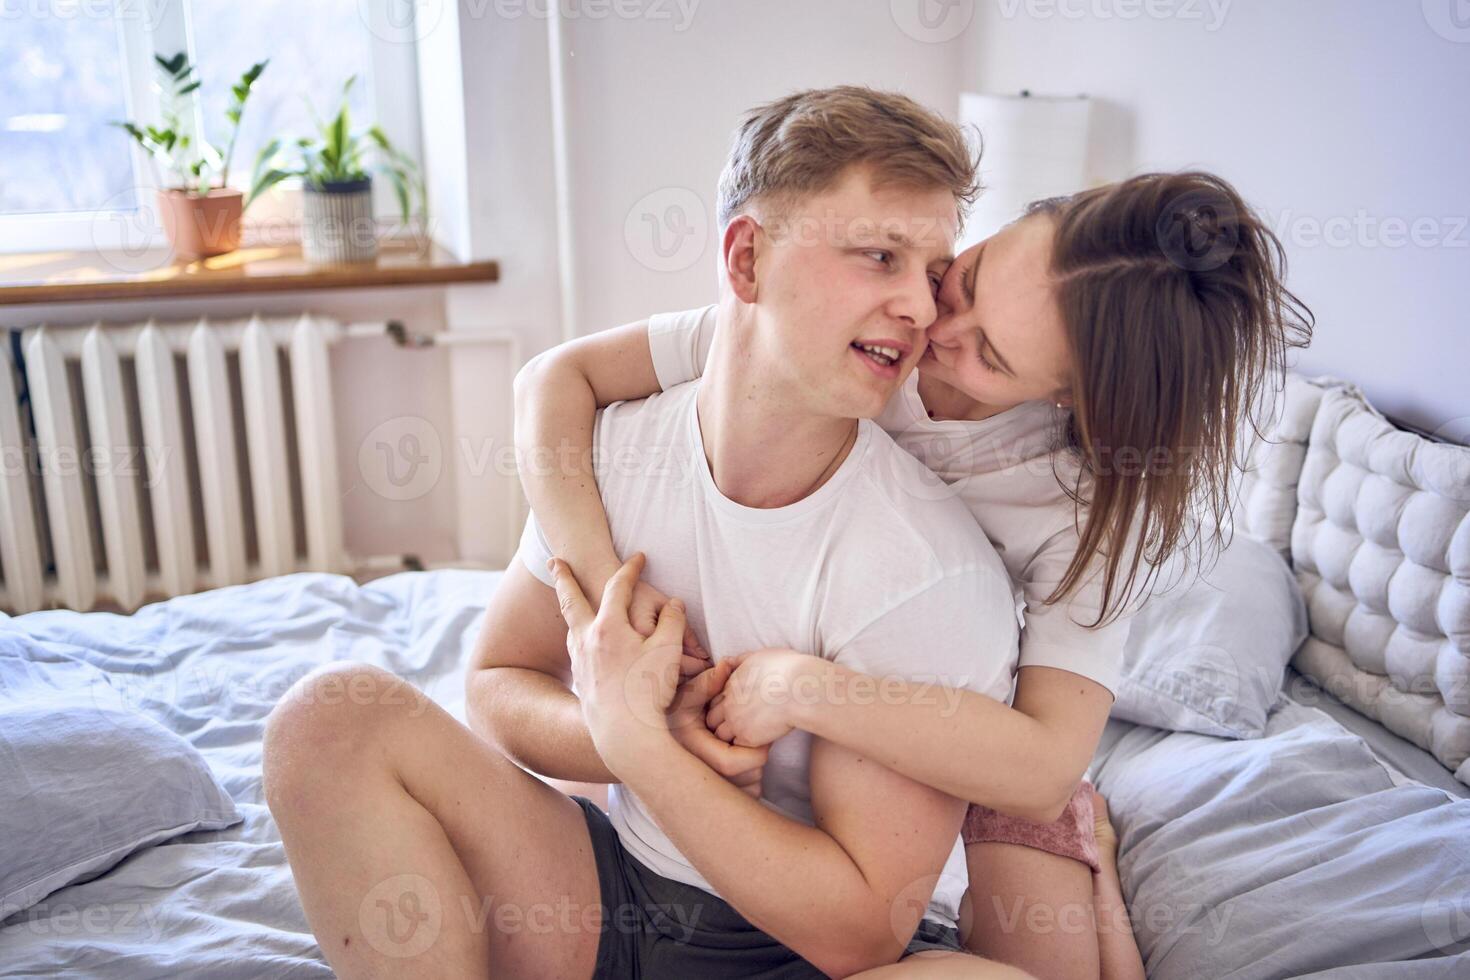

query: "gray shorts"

left=571, top=794, right=964, bottom=978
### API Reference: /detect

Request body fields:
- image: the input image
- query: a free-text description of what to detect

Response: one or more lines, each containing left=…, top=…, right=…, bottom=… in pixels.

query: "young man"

left=263, top=87, right=1024, bottom=979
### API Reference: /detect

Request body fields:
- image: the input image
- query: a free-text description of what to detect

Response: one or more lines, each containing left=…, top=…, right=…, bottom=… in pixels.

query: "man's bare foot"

left=1091, top=784, right=1119, bottom=858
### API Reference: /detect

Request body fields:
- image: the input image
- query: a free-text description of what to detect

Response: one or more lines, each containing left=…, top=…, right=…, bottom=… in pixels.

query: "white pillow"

left=1111, top=533, right=1308, bottom=738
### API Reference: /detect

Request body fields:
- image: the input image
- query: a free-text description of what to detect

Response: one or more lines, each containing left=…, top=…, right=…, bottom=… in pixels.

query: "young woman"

left=514, top=170, right=1312, bottom=978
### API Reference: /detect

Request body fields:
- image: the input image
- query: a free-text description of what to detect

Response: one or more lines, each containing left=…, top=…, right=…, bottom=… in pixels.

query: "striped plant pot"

left=301, top=177, right=378, bottom=263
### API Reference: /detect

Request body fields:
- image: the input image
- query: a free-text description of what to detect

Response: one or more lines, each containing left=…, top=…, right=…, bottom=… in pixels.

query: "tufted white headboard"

left=1235, top=375, right=1470, bottom=785
left=1231, top=374, right=1334, bottom=560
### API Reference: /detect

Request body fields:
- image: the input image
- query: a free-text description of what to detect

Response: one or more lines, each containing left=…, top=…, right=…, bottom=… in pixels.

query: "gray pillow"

left=1112, top=532, right=1308, bottom=738
left=0, top=649, right=241, bottom=919
left=1093, top=701, right=1470, bottom=977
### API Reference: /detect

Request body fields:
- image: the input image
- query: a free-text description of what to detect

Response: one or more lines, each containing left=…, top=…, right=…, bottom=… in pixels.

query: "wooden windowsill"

left=0, top=239, right=499, bottom=307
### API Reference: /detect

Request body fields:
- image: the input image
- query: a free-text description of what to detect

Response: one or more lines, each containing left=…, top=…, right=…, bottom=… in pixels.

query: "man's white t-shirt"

left=517, top=376, right=1021, bottom=931
left=650, top=304, right=1136, bottom=696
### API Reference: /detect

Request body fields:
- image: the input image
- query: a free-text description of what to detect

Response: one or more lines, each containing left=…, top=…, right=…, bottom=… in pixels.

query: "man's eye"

left=864, top=250, right=892, bottom=265
left=929, top=276, right=942, bottom=296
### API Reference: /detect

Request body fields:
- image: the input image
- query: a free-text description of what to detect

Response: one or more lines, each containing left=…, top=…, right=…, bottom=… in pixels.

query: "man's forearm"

left=616, top=735, right=915, bottom=977
left=467, top=667, right=617, bottom=783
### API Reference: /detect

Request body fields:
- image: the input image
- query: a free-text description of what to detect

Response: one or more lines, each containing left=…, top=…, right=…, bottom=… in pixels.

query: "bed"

left=1, top=374, right=1467, bottom=978
left=0, top=570, right=494, bottom=977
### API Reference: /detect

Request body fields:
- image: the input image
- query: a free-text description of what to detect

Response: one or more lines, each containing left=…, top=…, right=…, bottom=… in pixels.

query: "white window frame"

left=0, top=0, right=424, bottom=255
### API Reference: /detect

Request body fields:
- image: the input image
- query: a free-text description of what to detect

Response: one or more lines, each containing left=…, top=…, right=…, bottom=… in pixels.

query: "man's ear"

left=721, top=215, right=760, bottom=304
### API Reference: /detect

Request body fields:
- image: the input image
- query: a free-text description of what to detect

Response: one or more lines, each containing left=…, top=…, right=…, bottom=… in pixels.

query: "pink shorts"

left=961, top=779, right=1100, bottom=874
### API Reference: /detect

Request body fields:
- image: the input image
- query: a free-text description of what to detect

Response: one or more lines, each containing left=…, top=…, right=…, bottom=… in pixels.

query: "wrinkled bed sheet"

left=3, top=571, right=1466, bottom=978
left=0, top=571, right=493, bottom=978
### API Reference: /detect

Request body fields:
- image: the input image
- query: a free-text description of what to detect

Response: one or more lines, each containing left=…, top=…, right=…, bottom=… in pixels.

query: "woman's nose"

left=927, top=315, right=962, bottom=347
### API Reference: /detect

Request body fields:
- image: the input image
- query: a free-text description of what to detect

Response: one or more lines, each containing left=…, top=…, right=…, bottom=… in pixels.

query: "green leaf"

left=297, top=144, right=322, bottom=180
left=155, top=51, right=187, bottom=76
left=246, top=168, right=292, bottom=209
left=251, top=136, right=283, bottom=169
left=299, top=93, right=324, bottom=135
left=178, top=79, right=202, bottom=96
left=367, top=125, right=394, bottom=154
left=330, top=104, right=349, bottom=163
left=111, top=120, right=145, bottom=142
left=248, top=138, right=285, bottom=197
left=381, top=165, right=410, bottom=224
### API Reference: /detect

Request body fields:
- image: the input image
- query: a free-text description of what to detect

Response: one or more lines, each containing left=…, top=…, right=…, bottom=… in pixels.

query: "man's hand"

left=669, top=661, right=768, bottom=798
left=706, top=648, right=821, bottom=747
left=549, top=553, right=683, bottom=774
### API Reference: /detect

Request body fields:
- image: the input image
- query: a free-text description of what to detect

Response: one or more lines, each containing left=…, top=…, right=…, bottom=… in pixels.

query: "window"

left=190, top=0, right=376, bottom=198
left=0, top=6, right=138, bottom=216
left=0, top=0, right=423, bottom=254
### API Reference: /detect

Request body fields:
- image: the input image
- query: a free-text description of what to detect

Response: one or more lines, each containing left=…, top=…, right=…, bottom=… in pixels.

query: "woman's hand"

left=626, top=577, right=712, bottom=678
left=548, top=553, right=761, bottom=794
left=667, top=661, right=768, bottom=798
left=706, top=648, right=822, bottom=748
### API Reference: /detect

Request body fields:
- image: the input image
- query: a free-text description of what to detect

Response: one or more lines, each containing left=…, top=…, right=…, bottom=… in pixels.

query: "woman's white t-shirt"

left=649, top=305, right=1134, bottom=697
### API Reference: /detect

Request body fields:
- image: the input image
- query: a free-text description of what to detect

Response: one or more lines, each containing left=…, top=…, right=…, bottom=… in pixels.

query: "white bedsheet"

left=0, top=570, right=497, bottom=978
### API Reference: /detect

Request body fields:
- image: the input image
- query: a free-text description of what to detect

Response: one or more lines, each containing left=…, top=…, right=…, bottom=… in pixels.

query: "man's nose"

left=892, top=271, right=938, bottom=333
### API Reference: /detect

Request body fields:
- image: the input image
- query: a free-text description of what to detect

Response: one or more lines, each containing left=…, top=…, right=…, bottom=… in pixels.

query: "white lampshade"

left=958, top=92, right=1093, bottom=248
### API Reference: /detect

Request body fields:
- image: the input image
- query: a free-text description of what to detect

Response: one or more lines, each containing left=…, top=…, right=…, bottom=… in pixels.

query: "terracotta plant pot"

left=301, top=177, right=379, bottom=264
left=156, top=187, right=243, bottom=260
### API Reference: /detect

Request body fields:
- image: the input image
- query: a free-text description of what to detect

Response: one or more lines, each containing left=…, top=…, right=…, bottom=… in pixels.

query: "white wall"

left=554, top=0, right=969, bottom=334
left=17, top=2, right=1462, bottom=581
left=418, top=3, right=566, bottom=565
left=961, top=0, right=1470, bottom=435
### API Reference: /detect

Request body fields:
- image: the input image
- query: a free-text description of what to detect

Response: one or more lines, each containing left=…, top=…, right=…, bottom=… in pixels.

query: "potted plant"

left=248, top=76, right=426, bottom=264
left=113, top=53, right=268, bottom=260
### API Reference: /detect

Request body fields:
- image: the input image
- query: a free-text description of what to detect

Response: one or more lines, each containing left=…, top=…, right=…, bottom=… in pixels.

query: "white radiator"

left=0, top=314, right=350, bottom=615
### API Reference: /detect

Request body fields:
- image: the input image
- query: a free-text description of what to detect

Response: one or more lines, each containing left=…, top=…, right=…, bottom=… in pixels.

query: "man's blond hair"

left=716, top=86, right=980, bottom=230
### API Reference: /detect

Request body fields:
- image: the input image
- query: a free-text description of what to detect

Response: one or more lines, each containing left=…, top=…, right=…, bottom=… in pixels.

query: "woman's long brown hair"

left=1028, top=172, right=1313, bottom=626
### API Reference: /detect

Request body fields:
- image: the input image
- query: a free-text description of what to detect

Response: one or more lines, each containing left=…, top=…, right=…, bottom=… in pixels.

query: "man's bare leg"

left=262, top=662, right=604, bottom=979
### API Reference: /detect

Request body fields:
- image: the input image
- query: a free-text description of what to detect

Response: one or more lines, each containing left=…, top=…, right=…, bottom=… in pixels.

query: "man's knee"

left=262, top=662, right=425, bottom=807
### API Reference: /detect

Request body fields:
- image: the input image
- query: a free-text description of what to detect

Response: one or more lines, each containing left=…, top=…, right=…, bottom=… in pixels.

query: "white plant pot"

left=301, top=178, right=378, bottom=263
